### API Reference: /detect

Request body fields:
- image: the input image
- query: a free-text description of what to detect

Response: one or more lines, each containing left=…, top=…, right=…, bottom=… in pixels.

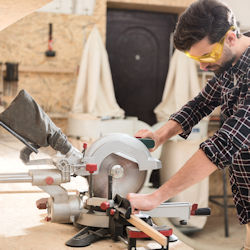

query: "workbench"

left=0, top=192, right=193, bottom=250
left=0, top=136, right=193, bottom=250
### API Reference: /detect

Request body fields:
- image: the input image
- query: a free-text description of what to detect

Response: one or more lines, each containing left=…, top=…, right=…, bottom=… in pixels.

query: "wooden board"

left=0, top=0, right=52, bottom=31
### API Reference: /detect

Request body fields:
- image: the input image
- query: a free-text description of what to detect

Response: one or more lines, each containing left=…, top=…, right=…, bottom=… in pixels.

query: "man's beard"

left=206, top=47, right=236, bottom=75
left=213, top=56, right=236, bottom=75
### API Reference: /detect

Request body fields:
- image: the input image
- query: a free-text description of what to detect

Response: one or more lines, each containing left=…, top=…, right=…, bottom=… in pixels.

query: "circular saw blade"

left=92, top=153, right=147, bottom=198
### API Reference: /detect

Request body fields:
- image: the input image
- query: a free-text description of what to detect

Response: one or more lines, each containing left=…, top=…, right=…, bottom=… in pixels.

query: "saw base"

left=126, top=225, right=173, bottom=250
left=65, top=226, right=109, bottom=247
left=66, top=212, right=174, bottom=249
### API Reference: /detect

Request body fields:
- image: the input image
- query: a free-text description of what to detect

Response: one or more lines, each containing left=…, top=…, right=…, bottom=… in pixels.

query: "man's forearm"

left=155, top=120, right=183, bottom=145
left=152, top=149, right=217, bottom=204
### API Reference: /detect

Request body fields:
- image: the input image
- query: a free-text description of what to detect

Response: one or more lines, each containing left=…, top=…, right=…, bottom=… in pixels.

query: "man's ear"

left=226, top=31, right=237, bottom=47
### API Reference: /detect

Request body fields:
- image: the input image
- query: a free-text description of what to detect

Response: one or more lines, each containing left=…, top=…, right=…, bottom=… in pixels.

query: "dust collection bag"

left=0, top=89, right=71, bottom=155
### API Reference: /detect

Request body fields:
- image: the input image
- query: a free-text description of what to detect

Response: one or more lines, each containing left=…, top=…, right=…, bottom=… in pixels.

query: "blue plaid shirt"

left=170, top=46, right=250, bottom=224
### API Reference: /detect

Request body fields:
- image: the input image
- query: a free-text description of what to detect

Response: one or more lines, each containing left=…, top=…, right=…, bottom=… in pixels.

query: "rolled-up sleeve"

left=170, top=77, right=222, bottom=139
left=200, top=96, right=250, bottom=169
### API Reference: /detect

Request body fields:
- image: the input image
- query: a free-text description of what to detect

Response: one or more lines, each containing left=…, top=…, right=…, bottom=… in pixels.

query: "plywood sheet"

left=0, top=0, right=52, bottom=31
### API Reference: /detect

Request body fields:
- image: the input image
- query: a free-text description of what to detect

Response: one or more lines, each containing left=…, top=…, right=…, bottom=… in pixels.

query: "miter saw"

left=0, top=90, right=210, bottom=249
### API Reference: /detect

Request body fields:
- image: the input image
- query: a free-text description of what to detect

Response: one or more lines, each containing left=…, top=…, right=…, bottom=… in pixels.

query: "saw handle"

left=136, top=137, right=155, bottom=149
left=191, top=204, right=211, bottom=216
left=193, top=208, right=211, bottom=216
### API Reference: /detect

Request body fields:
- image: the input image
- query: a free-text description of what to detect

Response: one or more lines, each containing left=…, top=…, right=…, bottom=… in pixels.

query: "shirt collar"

left=231, top=46, right=250, bottom=75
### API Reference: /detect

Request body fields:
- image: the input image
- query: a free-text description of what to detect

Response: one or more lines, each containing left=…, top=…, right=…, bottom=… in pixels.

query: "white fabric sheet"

left=154, top=49, right=201, bottom=121
left=72, top=27, right=124, bottom=118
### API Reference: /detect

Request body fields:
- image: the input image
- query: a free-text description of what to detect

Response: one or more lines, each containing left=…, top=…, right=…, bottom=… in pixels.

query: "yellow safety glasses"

left=185, top=26, right=235, bottom=63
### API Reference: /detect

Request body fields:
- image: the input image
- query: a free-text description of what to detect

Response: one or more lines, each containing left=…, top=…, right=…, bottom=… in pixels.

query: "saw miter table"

left=0, top=90, right=210, bottom=250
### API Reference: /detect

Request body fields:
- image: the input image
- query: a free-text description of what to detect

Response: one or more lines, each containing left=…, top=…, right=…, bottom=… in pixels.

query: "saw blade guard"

left=79, top=133, right=161, bottom=176
left=74, top=133, right=161, bottom=198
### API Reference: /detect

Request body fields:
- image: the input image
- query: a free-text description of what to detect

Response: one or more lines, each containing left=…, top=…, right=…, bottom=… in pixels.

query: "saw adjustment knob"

left=45, top=176, right=54, bottom=185
left=82, top=143, right=87, bottom=154
left=110, top=209, right=116, bottom=216
left=36, top=198, right=48, bottom=210
left=100, top=202, right=110, bottom=211
left=86, top=163, right=97, bottom=174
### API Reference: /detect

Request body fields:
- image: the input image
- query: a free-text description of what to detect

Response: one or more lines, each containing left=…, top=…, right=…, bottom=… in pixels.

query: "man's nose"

left=199, top=62, right=209, bottom=71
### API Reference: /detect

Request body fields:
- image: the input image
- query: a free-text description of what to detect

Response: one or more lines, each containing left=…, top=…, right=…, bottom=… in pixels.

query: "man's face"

left=188, top=36, right=236, bottom=75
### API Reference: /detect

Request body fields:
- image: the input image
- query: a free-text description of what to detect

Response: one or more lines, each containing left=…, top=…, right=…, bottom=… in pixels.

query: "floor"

left=164, top=215, right=246, bottom=250
left=190, top=215, right=245, bottom=250
left=0, top=134, right=246, bottom=250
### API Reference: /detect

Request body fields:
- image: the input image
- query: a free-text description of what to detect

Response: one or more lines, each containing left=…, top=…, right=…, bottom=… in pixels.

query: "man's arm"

left=136, top=77, right=222, bottom=151
left=154, top=119, right=183, bottom=145
left=135, top=120, right=183, bottom=151
left=127, top=149, right=217, bottom=211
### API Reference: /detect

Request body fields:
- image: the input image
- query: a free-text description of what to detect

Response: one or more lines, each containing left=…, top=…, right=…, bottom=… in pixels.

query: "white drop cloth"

left=71, top=27, right=124, bottom=118
left=154, top=49, right=201, bottom=121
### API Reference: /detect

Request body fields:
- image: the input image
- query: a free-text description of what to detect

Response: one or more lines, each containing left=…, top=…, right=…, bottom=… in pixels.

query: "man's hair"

left=173, top=0, right=239, bottom=51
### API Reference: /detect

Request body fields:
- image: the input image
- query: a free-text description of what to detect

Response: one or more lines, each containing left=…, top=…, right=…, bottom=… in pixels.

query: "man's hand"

left=135, top=129, right=160, bottom=152
left=127, top=192, right=161, bottom=213
left=135, top=120, right=183, bottom=152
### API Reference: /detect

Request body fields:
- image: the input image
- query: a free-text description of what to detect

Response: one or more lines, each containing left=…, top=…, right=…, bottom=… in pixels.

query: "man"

left=127, top=0, right=250, bottom=248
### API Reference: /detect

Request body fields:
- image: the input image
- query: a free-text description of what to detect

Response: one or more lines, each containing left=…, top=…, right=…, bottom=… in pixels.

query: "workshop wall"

left=0, top=0, right=106, bottom=116
left=107, top=0, right=195, bottom=13
left=0, top=0, right=194, bottom=116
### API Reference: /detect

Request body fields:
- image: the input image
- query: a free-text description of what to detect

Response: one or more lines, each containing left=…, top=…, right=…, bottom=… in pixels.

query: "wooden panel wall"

left=0, top=0, right=106, bottom=114
left=0, top=0, right=195, bottom=115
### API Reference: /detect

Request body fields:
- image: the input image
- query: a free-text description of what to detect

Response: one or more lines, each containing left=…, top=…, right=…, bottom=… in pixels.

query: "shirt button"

left=232, top=185, right=238, bottom=194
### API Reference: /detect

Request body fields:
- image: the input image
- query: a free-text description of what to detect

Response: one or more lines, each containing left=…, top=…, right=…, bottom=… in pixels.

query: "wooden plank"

left=2, top=65, right=76, bottom=74
left=0, top=0, right=52, bottom=31
left=19, top=65, right=76, bottom=74
left=127, top=214, right=167, bottom=247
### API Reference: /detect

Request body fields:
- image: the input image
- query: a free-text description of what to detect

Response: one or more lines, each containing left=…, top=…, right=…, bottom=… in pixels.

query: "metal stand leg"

left=209, top=116, right=233, bottom=237
left=209, top=169, right=234, bottom=238
left=128, top=238, right=136, bottom=250
left=127, top=237, right=169, bottom=250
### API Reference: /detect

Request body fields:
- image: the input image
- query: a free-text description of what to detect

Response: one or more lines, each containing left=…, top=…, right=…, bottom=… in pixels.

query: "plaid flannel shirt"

left=169, top=46, right=250, bottom=224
